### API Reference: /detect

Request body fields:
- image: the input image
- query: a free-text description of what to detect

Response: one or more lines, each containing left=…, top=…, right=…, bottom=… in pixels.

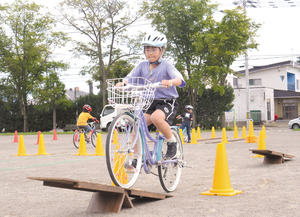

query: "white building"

left=225, top=60, right=300, bottom=126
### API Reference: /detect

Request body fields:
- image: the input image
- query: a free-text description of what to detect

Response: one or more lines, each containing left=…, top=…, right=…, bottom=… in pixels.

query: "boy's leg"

left=187, top=125, right=191, bottom=142
left=150, top=109, right=172, bottom=139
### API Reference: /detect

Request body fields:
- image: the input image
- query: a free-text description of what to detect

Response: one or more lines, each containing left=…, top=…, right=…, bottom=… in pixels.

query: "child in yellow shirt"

left=76, top=104, right=98, bottom=142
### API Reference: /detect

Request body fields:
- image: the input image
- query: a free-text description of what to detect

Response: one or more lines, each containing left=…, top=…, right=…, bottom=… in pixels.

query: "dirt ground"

left=1, top=123, right=299, bottom=217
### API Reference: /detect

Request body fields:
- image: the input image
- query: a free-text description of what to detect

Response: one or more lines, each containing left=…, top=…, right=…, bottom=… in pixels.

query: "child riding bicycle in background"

left=116, top=32, right=186, bottom=159
left=176, top=105, right=193, bottom=143
left=76, top=104, right=99, bottom=142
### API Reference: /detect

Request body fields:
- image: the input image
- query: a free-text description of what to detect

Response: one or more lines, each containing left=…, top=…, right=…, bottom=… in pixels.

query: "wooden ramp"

left=249, top=149, right=295, bottom=164
left=27, top=177, right=173, bottom=213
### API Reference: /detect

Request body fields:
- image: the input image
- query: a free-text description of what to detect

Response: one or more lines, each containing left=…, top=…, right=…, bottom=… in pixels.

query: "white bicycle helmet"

left=141, top=32, right=167, bottom=49
left=185, top=105, right=193, bottom=111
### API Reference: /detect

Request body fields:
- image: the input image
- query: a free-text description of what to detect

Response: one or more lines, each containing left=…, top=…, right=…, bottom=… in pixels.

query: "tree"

left=144, top=0, right=260, bottom=125
left=195, top=84, right=235, bottom=129
left=57, top=0, right=145, bottom=107
left=0, top=0, right=70, bottom=132
left=32, top=72, right=71, bottom=130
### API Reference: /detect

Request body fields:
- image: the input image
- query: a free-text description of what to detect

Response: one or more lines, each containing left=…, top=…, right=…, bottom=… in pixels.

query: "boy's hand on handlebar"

left=93, top=117, right=99, bottom=123
left=116, top=81, right=128, bottom=87
left=161, top=80, right=173, bottom=88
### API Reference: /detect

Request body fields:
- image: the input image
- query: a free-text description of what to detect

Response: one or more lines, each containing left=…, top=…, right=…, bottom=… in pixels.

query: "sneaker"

left=188, top=140, right=191, bottom=143
left=85, top=137, right=91, bottom=143
left=165, top=142, right=177, bottom=159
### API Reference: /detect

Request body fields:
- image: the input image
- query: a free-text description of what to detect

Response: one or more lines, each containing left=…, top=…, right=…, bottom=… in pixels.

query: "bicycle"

left=73, top=121, right=98, bottom=149
left=105, top=77, right=187, bottom=192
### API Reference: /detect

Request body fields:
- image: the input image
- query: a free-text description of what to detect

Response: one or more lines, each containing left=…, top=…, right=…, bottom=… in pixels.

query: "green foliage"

left=58, top=0, right=146, bottom=106
left=144, top=0, right=260, bottom=122
left=195, top=84, right=235, bottom=129
left=0, top=0, right=70, bottom=132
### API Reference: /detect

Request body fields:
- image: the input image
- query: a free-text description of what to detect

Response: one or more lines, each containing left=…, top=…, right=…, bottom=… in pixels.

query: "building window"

left=249, top=78, right=262, bottom=86
left=297, top=79, right=299, bottom=90
left=233, top=77, right=238, bottom=88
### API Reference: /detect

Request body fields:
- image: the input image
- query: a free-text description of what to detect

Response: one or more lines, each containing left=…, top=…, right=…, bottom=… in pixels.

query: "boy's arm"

left=161, top=77, right=182, bottom=88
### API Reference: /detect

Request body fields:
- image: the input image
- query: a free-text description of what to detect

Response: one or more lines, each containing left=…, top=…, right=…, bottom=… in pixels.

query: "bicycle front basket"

left=107, top=77, right=155, bottom=111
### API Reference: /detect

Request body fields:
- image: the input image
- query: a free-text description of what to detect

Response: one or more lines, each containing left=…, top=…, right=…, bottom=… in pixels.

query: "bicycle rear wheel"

left=73, top=131, right=80, bottom=149
left=158, top=128, right=183, bottom=192
left=106, top=113, right=143, bottom=188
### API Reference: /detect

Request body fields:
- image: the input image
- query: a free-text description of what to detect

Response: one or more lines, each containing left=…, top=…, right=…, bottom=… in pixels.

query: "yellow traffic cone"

left=14, top=135, right=30, bottom=156
left=34, top=134, right=49, bottom=155
left=211, top=126, right=216, bottom=138
left=112, top=129, right=118, bottom=145
left=201, top=143, right=242, bottom=196
left=191, top=128, right=198, bottom=144
left=221, top=128, right=229, bottom=144
left=241, top=126, right=247, bottom=138
left=262, top=125, right=268, bottom=138
left=74, top=133, right=90, bottom=156
left=245, top=121, right=257, bottom=143
left=179, top=128, right=185, bottom=144
left=118, top=150, right=128, bottom=184
left=232, top=126, right=239, bottom=139
left=197, top=127, right=202, bottom=139
left=112, top=145, right=121, bottom=186
left=252, top=131, right=266, bottom=158
left=93, top=133, right=105, bottom=156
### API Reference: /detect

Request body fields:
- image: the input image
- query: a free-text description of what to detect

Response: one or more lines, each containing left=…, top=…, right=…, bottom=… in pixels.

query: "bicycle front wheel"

left=158, top=128, right=183, bottom=192
left=91, top=131, right=97, bottom=147
left=106, top=113, right=143, bottom=188
left=73, top=131, right=80, bottom=149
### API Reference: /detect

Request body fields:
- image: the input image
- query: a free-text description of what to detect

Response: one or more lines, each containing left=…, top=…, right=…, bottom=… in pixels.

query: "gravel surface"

left=1, top=125, right=299, bottom=217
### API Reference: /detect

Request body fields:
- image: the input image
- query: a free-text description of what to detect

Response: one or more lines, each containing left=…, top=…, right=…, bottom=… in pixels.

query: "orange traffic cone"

left=52, top=129, right=58, bottom=140
left=74, top=133, right=90, bottom=156
left=93, top=133, right=105, bottom=156
left=252, top=131, right=266, bottom=158
left=34, top=134, right=49, bottom=155
left=211, top=127, right=216, bottom=138
left=12, top=131, right=19, bottom=143
left=201, top=143, right=242, bottom=196
left=35, top=131, right=41, bottom=145
left=14, top=135, right=29, bottom=156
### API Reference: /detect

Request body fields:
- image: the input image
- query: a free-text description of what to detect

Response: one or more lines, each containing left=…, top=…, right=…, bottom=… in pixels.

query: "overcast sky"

left=1, top=0, right=300, bottom=93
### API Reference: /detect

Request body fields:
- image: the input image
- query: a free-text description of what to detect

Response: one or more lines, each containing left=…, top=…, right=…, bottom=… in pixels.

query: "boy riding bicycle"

left=76, top=104, right=99, bottom=142
left=116, top=32, right=186, bottom=159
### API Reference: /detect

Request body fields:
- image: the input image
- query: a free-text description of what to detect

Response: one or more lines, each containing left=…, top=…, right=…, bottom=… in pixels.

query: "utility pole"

left=243, top=0, right=250, bottom=123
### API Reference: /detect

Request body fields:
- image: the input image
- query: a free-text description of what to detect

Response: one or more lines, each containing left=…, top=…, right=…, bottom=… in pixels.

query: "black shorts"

left=146, top=99, right=178, bottom=125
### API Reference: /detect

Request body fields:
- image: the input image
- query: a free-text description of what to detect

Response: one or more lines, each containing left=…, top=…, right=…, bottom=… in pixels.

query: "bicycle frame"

left=118, top=106, right=182, bottom=174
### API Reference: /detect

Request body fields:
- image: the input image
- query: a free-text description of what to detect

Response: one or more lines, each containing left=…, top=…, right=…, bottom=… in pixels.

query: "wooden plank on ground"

left=27, top=177, right=173, bottom=213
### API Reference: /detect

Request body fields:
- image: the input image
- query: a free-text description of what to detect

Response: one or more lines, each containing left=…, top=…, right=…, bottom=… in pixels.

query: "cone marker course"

left=14, top=135, right=29, bottom=156
left=12, top=131, right=19, bottom=143
left=252, top=131, right=266, bottom=158
left=201, top=143, right=242, bottom=196
left=93, top=133, right=105, bottom=156
left=34, top=134, right=50, bottom=155
left=211, top=127, right=216, bottom=138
